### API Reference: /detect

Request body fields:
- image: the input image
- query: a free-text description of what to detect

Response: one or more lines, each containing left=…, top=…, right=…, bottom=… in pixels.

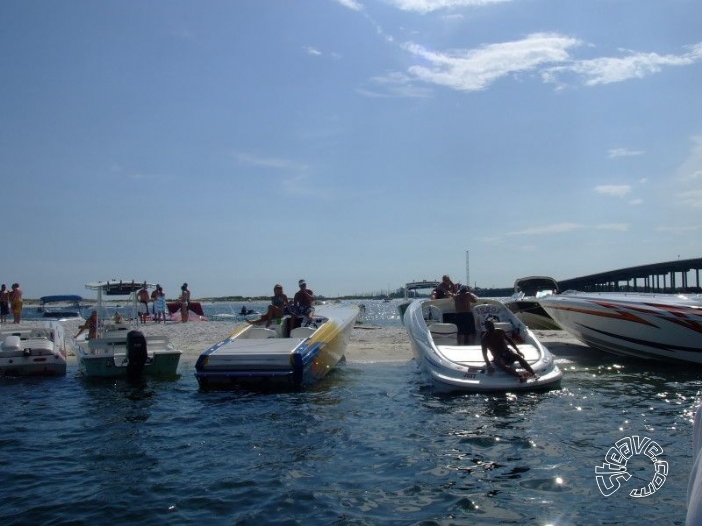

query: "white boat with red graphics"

left=539, top=291, right=702, bottom=364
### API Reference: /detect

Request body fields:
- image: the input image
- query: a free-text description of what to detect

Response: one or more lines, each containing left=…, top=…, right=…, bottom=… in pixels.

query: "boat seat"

left=247, top=327, right=277, bottom=339
left=429, top=323, right=458, bottom=345
left=290, top=326, right=316, bottom=339
left=2, top=335, right=21, bottom=351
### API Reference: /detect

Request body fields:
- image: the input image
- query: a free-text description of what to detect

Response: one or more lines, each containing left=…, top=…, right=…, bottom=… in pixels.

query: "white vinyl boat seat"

left=2, top=335, right=21, bottom=351
left=430, top=323, right=458, bottom=345
left=247, top=327, right=277, bottom=339
left=290, top=326, right=316, bottom=338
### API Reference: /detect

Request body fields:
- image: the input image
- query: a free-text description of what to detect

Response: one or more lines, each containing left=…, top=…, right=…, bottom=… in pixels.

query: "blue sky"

left=2, top=0, right=701, bottom=299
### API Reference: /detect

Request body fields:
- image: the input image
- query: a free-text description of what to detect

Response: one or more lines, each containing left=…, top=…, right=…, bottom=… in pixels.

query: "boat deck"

left=438, top=344, right=541, bottom=368
left=203, top=337, right=308, bottom=370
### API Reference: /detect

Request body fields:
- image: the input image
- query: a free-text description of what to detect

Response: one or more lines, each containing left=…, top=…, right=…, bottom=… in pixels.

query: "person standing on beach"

left=293, top=279, right=315, bottom=326
left=431, top=275, right=458, bottom=299
left=454, top=285, right=478, bottom=345
left=155, top=285, right=166, bottom=323
left=0, top=284, right=9, bottom=324
left=9, top=283, right=23, bottom=324
left=481, top=319, right=536, bottom=382
left=180, top=283, right=190, bottom=323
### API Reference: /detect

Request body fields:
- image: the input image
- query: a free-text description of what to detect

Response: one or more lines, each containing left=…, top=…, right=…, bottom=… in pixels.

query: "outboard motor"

left=126, top=330, right=148, bottom=380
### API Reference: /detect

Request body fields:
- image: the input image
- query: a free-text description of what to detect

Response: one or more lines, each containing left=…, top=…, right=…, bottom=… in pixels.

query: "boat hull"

left=0, top=324, right=67, bottom=377
left=404, top=298, right=562, bottom=393
left=75, top=334, right=181, bottom=378
left=539, top=291, right=702, bottom=364
left=505, top=300, right=562, bottom=330
left=195, top=305, right=358, bottom=389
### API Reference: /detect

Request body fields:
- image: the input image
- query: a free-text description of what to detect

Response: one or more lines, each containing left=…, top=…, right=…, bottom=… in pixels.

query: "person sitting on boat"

left=247, top=284, right=289, bottom=328
left=431, top=275, right=458, bottom=299
left=293, top=279, right=315, bottom=327
left=76, top=310, right=99, bottom=340
left=481, top=319, right=536, bottom=382
left=114, top=311, right=124, bottom=324
left=454, top=285, right=478, bottom=345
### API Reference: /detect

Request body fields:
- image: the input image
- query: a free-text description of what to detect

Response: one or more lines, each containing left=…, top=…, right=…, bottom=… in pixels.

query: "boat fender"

left=126, top=330, right=148, bottom=379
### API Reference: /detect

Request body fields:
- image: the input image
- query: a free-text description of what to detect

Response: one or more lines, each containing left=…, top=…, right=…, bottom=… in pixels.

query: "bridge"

left=557, top=257, right=702, bottom=293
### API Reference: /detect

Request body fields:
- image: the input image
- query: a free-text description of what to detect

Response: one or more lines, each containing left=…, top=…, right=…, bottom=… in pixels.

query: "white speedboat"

left=397, top=280, right=441, bottom=323
left=503, top=276, right=561, bottom=330
left=195, top=305, right=358, bottom=389
left=404, top=298, right=562, bottom=393
left=0, top=322, right=67, bottom=377
left=74, top=280, right=182, bottom=378
left=37, top=294, right=86, bottom=322
left=539, top=291, right=702, bottom=364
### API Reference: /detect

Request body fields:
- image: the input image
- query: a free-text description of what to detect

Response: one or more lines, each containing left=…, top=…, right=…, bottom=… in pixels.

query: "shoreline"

left=8, top=319, right=591, bottom=367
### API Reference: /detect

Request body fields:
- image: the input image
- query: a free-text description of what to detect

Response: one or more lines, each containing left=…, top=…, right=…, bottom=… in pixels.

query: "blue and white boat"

left=195, top=304, right=358, bottom=389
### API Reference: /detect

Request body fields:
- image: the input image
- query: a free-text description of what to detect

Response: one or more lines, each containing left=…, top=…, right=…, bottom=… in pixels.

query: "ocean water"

left=2, top=300, right=700, bottom=525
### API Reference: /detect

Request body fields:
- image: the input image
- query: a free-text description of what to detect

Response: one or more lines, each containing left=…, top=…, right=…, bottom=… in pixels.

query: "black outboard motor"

left=126, top=330, right=148, bottom=380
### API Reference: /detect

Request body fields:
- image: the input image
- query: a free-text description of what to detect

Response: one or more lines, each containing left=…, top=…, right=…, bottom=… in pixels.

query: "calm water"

left=2, top=300, right=700, bottom=525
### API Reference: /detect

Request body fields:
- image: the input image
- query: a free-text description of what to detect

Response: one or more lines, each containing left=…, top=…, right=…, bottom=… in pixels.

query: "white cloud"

left=679, top=189, right=702, bottom=208
left=386, top=0, right=510, bottom=13
left=305, top=47, right=322, bottom=56
left=597, top=223, right=629, bottom=231
left=359, top=71, right=433, bottom=98
left=234, top=152, right=308, bottom=172
left=544, top=44, right=702, bottom=86
left=629, top=199, right=643, bottom=206
left=595, top=185, right=632, bottom=196
left=507, top=223, right=583, bottom=236
left=608, top=147, right=645, bottom=158
left=334, top=0, right=364, bottom=11
left=404, top=33, right=581, bottom=92
left=657, top=224, right=702, bottom=233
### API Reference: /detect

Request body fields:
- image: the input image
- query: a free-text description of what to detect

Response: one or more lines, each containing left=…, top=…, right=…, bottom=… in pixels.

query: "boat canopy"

left=85, top=280, right=155, bottom=296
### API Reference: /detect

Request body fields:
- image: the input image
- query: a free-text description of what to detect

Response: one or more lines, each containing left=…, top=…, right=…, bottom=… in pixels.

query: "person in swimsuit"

left=293, top=279, right=315, bottom=326
left=76, top=310, right=99, bottom=340
left=137, top=282, right=150, bottom=323
left=454, top=285, right=478, bottom=345
left=0, top=284, right=9, bottom=324
left=247, top=284, right=289, bottom=327
left=481, top=319, right=536, bottom=382
left=180, top=283, right=191, bottom=323
left=9, top=283, right=23, bottom=324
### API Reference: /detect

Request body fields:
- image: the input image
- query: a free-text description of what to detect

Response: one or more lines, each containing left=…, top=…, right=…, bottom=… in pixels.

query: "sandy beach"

left=17, top=318, right=590, bottom=367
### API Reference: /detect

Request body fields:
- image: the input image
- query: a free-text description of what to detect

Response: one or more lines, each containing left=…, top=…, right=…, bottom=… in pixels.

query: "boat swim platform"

left=437, top=344, right=540, bottom=368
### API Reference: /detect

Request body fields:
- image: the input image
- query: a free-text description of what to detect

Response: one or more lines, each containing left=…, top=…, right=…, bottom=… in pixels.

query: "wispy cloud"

left=305, top=46, right=322, bottom=56
left=597, top=223, right=629, bottom=231
left=595, top=185, right=632, bottom=197
left=657, top=224, right=702, bottom=233
left=507, top=223, right=584, bottom=236
left=608, top=147, right=645, bottom=158
left=358, top=71, right=433, bottom=98
left=234, top=152, right=308, bottom=172
left=386, top=0, right=510, bottom=13
left=544, top=43, right=702, bottom=87
left=333, top=0, right=364, bottom=11
left=403, top=33, right=580, bottom=92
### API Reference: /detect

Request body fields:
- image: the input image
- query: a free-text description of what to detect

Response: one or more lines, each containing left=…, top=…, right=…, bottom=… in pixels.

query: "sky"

left=2, top=0, right=702, bottom=299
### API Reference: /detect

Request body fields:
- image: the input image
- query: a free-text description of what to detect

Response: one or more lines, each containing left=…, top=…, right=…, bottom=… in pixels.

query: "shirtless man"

left=293, top=279, right=315, bottom=326
left=454, top=285, right=478, bottom=345
left=137, top=282, right=150, bottom=323
left=481, top=319, right=536, bottom=382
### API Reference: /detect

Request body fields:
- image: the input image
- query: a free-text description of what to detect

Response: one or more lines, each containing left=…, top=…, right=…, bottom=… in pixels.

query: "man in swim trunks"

left=454, top=285, right=478, bottom=345
left=138, top=282, right=150, bottom=323
left=481, top=319, right=536, bottom=382
left=293, top=279, right=315, bottom=326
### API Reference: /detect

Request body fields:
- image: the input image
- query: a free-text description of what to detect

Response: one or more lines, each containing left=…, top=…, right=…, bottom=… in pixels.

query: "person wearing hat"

left=454, top=285, right=478, bottom=345
left=293, top=279, right=315, bottom=327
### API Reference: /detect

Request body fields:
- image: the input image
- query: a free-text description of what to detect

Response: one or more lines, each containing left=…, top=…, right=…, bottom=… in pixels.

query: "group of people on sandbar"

left=431, top=274, right=536, bottom=383
left=247, top=279, right=315, bottom=328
